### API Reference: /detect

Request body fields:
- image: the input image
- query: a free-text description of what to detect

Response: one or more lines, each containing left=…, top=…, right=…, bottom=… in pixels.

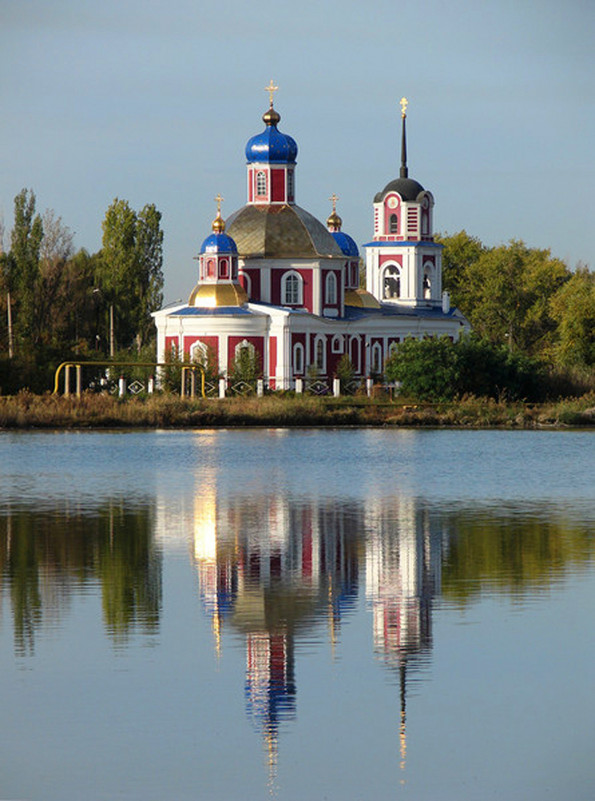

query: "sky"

left=1, top=0, right=593, bottom=302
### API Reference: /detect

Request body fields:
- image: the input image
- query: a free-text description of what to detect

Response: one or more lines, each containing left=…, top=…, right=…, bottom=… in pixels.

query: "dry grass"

left=0, top=390, right=594, bottom=429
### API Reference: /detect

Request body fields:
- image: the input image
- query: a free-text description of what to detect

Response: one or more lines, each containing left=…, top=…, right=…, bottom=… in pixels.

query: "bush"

left=384, top=335, right=547, bottom=402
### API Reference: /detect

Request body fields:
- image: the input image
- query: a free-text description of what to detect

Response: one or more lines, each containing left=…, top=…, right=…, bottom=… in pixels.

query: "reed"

left=0, top=391, right=593, bottom=429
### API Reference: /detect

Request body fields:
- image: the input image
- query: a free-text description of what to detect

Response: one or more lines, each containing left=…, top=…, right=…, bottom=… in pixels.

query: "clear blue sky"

left=1, top=0, right=593, bottom=302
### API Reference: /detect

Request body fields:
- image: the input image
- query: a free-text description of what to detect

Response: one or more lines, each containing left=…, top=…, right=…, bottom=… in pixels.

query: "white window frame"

left=325, top=271, right=337, bottom=305
left=281, top=270, right=303, bottom=306
left=331, top=335, right=343, bottom=354
left=256, top=170, right=267, bottom=196
left=293, top=342, right=304, bottom=375
left=383, top=264, right=401, bottom=299
left=190, top=341, right=209, bottom=367
left=313, top=336, right=326, bottom=373
left=235, top=339, right=255, bottom=360
left=371, top=342, right=383, bottom=374
left=239, top=270, right=251, bottom=297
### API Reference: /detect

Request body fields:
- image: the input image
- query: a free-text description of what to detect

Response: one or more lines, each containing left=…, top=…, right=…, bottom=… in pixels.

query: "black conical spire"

left=399, top=97, right=408, bottom=179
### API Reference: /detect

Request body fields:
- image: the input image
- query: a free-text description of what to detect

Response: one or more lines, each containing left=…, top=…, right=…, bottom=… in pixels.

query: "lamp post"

left=93, top=288, right=115, bottom=358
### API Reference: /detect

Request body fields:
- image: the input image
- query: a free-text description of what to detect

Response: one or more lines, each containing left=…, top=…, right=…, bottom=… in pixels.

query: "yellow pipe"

left=53, top=360, right=205, bottom=396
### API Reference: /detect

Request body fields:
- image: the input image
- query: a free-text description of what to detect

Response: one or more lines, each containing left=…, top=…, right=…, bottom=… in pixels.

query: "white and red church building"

left=153, top=90, right=468, bottom=388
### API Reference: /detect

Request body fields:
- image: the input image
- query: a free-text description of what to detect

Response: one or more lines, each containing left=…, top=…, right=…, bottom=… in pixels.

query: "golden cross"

left=400, top=97, right=408, bottom=118
left=265, top=79, right=279, bottom=106
left=214, top=193, right=224, bottom=214
left=329, top=193, right=339, bottom=213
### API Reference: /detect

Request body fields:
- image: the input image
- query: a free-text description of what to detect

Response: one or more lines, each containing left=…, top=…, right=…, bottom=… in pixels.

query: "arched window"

left=314, top=337, right=326, bottom=372
left=293, top=343, right=304, bottom=374
left=423, top=271, right=431, bottom=299
left=191, top=341, right=209, bottom=366
left=389, top=213, right=398, bottom=234
left=219, top=259, right=229, bottom=278
left=349, top=336, right=360, bottom=372
left=331, top=335, right=343, bottom=354
left=206, top=259, right=216, bottom=279
left=235, top=339, right=255, bottom=360
left=371, top=343, right=383, bottom=374
left=383, top=265, right=401, bottom=299
left=325, top=272, right=337, bottom=305
left=282, top=271, right=303, bottom=306
left=256, top=171, right=267, bottom=196
left=239, top=271, right=251, bottom=298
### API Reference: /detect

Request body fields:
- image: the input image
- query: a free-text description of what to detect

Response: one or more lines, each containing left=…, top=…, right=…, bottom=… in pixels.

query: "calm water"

left=0, top=429, right=593, bottom=801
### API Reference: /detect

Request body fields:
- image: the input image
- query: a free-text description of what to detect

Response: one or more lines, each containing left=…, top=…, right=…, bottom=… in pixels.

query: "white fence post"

left=257, top=379, right=264, bottom=397
left=333, top=377, right=341, bottom=397
left=118, top=376, right=126, bottom=398
left=219, top=377, right=226, bottom=398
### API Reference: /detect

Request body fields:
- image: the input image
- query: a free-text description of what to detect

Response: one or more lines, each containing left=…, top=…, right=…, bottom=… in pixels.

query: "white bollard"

left=118, top=376, right=126, bottom=398
left=295, top=377, right=303, bottom=394
left=257, top=379, right=264, bottom=397
left=219, top=377, right=226, bottom=398
left=333, top=377, right=341, bottom=397
left=366, top=377, right=373, bottom=397
left=148, top=376, right=155, bottom=394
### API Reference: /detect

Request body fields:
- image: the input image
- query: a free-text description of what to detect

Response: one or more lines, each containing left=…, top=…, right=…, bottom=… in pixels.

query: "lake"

left=0, top=428, right=593, bottom=801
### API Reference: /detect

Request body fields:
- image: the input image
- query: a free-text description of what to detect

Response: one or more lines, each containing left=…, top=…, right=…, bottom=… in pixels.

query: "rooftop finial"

left=399, top=97, right=408, bottom=179
left=326, top=193, right=342, bottom=231
left=212, top=193, right=225, bottom=233
left=265, top=79, right=279, bottom=108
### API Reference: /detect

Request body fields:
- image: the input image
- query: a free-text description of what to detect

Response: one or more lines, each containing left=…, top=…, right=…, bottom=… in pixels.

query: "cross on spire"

left=400, top=97, right=408, bottom=118
left=265, top=79, right=279, bottom=107
left=329, top=193, right=339, bottom=213
left=214, top=193, right=224, bottom=215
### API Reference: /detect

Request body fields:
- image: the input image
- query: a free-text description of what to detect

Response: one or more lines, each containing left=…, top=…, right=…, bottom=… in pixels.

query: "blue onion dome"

left=331, top=230, right=359, bottom=258
left=200, top=212, right=238, bottom=255
left=245, top=106, right=298, bottom=164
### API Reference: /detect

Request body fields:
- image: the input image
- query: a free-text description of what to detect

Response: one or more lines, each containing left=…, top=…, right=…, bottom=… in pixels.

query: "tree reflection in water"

left=0, top=502, right=161, bottom=655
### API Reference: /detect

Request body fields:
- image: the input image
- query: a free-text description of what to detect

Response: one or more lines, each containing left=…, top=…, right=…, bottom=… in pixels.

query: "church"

left=153, top=85, right=468, bottom=390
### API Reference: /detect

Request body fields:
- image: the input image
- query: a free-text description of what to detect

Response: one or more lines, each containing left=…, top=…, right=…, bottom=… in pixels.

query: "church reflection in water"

left=189, top=470, right=445, bottom=781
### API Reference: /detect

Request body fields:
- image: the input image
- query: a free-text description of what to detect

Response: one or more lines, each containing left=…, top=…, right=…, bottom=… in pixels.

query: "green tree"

left=384, top=336, right=457, bottom=400
left=384, top=335, right=545, bottom=401
left=549, top=266, right=595, bottom=367
left=461, top=240, right=570, bottom=355
left=98, top=199, right=164, bottom=352
left=436, top=229, right=485, bottom=309
left=7, top=189, right=44, bottom=350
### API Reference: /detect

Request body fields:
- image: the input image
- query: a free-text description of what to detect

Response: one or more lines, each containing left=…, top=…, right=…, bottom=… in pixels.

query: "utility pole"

left=109, top=304, right=115, bottom=358
left=7, top=290, right=13, bottom=358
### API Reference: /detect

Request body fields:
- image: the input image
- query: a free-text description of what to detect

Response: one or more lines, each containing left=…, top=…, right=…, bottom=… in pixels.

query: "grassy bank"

left=0, top=391, right=594, bottom=429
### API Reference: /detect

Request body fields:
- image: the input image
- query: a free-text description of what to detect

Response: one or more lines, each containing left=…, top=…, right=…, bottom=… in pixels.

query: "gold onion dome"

left=262, top=106, right=281, bottom=127
left=188, top=283, right=248, bottom=308
left=326, top=210, right=342, bottom=230
left=212, top=212, right=225, bottom=233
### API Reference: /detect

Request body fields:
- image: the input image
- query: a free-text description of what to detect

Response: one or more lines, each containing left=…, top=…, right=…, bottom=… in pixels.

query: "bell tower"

left=363, top=98, right=443, bottom=307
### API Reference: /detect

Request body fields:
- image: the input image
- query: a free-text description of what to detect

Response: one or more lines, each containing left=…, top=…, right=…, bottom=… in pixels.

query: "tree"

left=7, top=189, right=44, bottom=350
left=549, top=265, right=595, bottom=367
left=443, top=238, right=570, bottom=356
left=436, top=229, right=485, bottom=309
left=134, top=203, right=164, bottom=349
left=384, top=335, right=545, bottom=401
left=36, top=209, right=75, bottom=346
left=98, top=199, right=164, bottom=352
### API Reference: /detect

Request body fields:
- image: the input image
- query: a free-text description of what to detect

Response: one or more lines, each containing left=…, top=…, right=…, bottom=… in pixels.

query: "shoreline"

left=1, top=392, right=594, bottom=430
